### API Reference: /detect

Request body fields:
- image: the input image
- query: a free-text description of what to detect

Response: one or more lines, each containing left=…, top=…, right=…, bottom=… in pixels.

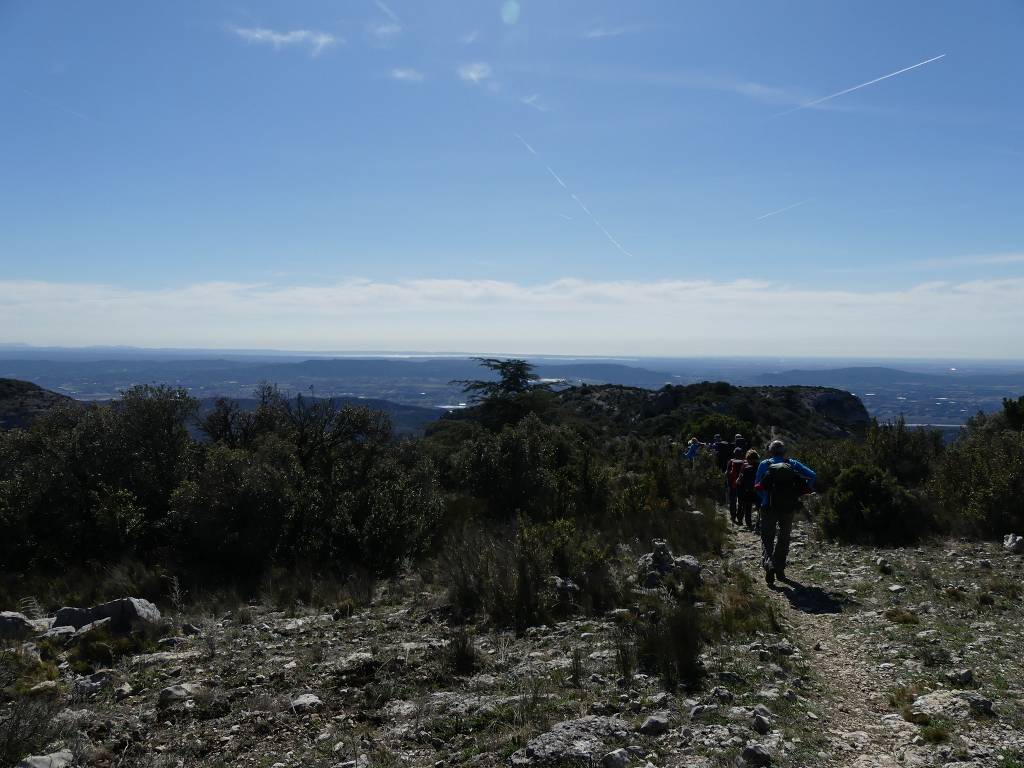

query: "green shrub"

left=821, top=464, right=933, bottom=545
left=933, top=425, right=1024, bottom=536
left=682, top=413, right=756, bottom=445
left=636, top=601, right=704, bottom=691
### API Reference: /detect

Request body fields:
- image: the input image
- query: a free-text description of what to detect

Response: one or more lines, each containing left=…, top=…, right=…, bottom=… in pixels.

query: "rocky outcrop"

left=54, top=597, right=161, bottom=633
left=636, top=540, right=701, bottom=589
left=510, top=716, right=632, bottom=766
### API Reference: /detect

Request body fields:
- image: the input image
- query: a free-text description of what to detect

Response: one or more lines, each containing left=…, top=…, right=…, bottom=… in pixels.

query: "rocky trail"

left=729, top=514, right=1024, bottom=768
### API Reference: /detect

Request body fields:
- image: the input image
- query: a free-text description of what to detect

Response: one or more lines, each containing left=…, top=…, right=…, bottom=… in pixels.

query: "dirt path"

left=729, top=521, right=928, bottom=768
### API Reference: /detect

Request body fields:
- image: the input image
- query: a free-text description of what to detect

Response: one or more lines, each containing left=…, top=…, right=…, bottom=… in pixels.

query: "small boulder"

left=158, top=682, right=205, bottom=705
left=741, top=743, right=773, bottom=766
left=0, top=611, right=35, bottom=640
left=639, top=711, right=671, bottom=735
left=54, top=597, right=161, bottom=633
left=602, top=748, right=631, bottom=768
left=907, top=690, right=967, bottom=723
left=752, top=714, right=771, bottom=734
left=290, top=693, right=323, bottom=713
left=1004, top=534, right=1024, bottom=554
left=946, top=668, right=974, bottom=687
left=16, top=751, right=74, bottom=768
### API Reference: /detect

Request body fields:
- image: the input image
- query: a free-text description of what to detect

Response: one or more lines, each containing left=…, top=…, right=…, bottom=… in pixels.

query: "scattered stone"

left=28, top=680, right=58, bottom=695
left=158, top=682, right=205, bottom=705
left=752, top=714, right=771, bottom=734
left=636, top=540, right=702, bottom=589
left=602, top=748, right=631, bottom=768
left=947, top=668, right=974, bottom=686
left=75, top=668, right=114, bottom=695
left=741, top=743, right=773, bottom=766
left=639, top=711, right=670, bottom=735
left=1003, top=534, right=1024, bottom=554
left=888, top=584, right=905, bottom=594
left=15, top=751, right=74, bottom=768
left=291, top=693, right=323, bottom=713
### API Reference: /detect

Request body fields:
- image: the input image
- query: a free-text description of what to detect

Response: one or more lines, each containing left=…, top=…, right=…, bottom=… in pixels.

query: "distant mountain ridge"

left=757, top=366, right=1024, bottom=388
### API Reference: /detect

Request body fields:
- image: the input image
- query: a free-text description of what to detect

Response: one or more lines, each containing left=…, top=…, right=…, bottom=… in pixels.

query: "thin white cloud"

left=390, top=68, right=424, bottom=82
left=370, top=22, right=402, bottom=42
left=914, top=253, right=1024, bottom=268
left=583, top=24, right=646, bottom=40
left=231, top=26, right=337, bottom=56
left=457, top=62, right=492, bottom=84
left=521, top=93, right=549, bottom=112
left=460, top=30, right=480, bottom=44
left=4, top=277, right=1023, bottom=357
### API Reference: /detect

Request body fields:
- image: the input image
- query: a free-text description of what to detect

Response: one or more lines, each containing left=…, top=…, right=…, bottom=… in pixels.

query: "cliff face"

left=556, top=382, right=870, bottom=441
left=0, top=378, right=78, bottom=429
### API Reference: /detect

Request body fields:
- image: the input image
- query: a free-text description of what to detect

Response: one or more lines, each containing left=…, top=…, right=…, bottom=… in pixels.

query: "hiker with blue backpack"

left=754, top=440, right=816, bottom=586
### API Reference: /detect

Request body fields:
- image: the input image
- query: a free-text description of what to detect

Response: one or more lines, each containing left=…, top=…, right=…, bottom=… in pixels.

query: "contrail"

left=755, top=198, right=813, bottom=221
left=514, top=133, right=537, bottom=155
left=546, top=166, right=568, bottom=188
left=22, top=89, right=98, bottom=124
left=774, top=54, right=946, bottom=117
left=513, top=133, right=634, bottom=258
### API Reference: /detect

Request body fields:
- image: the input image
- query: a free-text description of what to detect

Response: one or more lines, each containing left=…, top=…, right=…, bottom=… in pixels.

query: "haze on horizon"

left=2, top=1, right=1022, bottom=358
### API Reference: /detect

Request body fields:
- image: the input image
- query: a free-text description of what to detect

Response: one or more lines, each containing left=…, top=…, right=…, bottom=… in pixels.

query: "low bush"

left=636, top=601, right=704, bottom=690
left=821, top=464, right=934, bottom=545
left=933, top=423, right=1024, bottom=537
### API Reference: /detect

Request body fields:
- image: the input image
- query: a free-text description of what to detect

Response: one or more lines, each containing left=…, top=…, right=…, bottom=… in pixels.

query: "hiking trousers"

left=737, top=497, right=754, bottom=527
left=760, top=507, right=794, bottom=573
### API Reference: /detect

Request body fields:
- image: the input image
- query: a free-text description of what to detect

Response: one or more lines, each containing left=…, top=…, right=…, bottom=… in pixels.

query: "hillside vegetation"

left=0, top=378, right=78, bottom=430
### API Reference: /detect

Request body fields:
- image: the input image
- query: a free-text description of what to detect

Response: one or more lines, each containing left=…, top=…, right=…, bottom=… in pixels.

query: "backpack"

left=727, top=458, right=745, bottom=489
left=737, top=461, right=757, bottom=497
left=764, top=461, right=807, bottom=514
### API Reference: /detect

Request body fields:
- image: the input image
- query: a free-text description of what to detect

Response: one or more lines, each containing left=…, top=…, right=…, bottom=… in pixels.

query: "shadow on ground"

left=772, top=578, right=844, bottom=615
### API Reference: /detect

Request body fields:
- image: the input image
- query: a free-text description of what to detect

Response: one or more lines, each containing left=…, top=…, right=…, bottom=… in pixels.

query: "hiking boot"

left=764, top=566, right=775, bottom=586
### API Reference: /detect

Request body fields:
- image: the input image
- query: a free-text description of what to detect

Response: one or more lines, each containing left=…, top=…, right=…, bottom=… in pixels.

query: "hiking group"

left=685, top=434, right=816, bottom=586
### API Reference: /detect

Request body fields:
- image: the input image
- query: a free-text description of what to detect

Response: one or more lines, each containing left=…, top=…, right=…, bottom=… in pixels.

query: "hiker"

left=726, top=447, right=746, bottom=524
left=734, top=433, right=748, bottom=453
left=682, top=437, right=702, bottom=463
left=736, top=449, right=760, bottom=529
left=712, top=434, right=734, bottom=472
left=754, top=440, right=816, bottom=585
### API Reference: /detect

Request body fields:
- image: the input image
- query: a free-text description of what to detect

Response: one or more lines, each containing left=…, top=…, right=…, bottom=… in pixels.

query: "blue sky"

left=2, top=1, right=1022, bottom=356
